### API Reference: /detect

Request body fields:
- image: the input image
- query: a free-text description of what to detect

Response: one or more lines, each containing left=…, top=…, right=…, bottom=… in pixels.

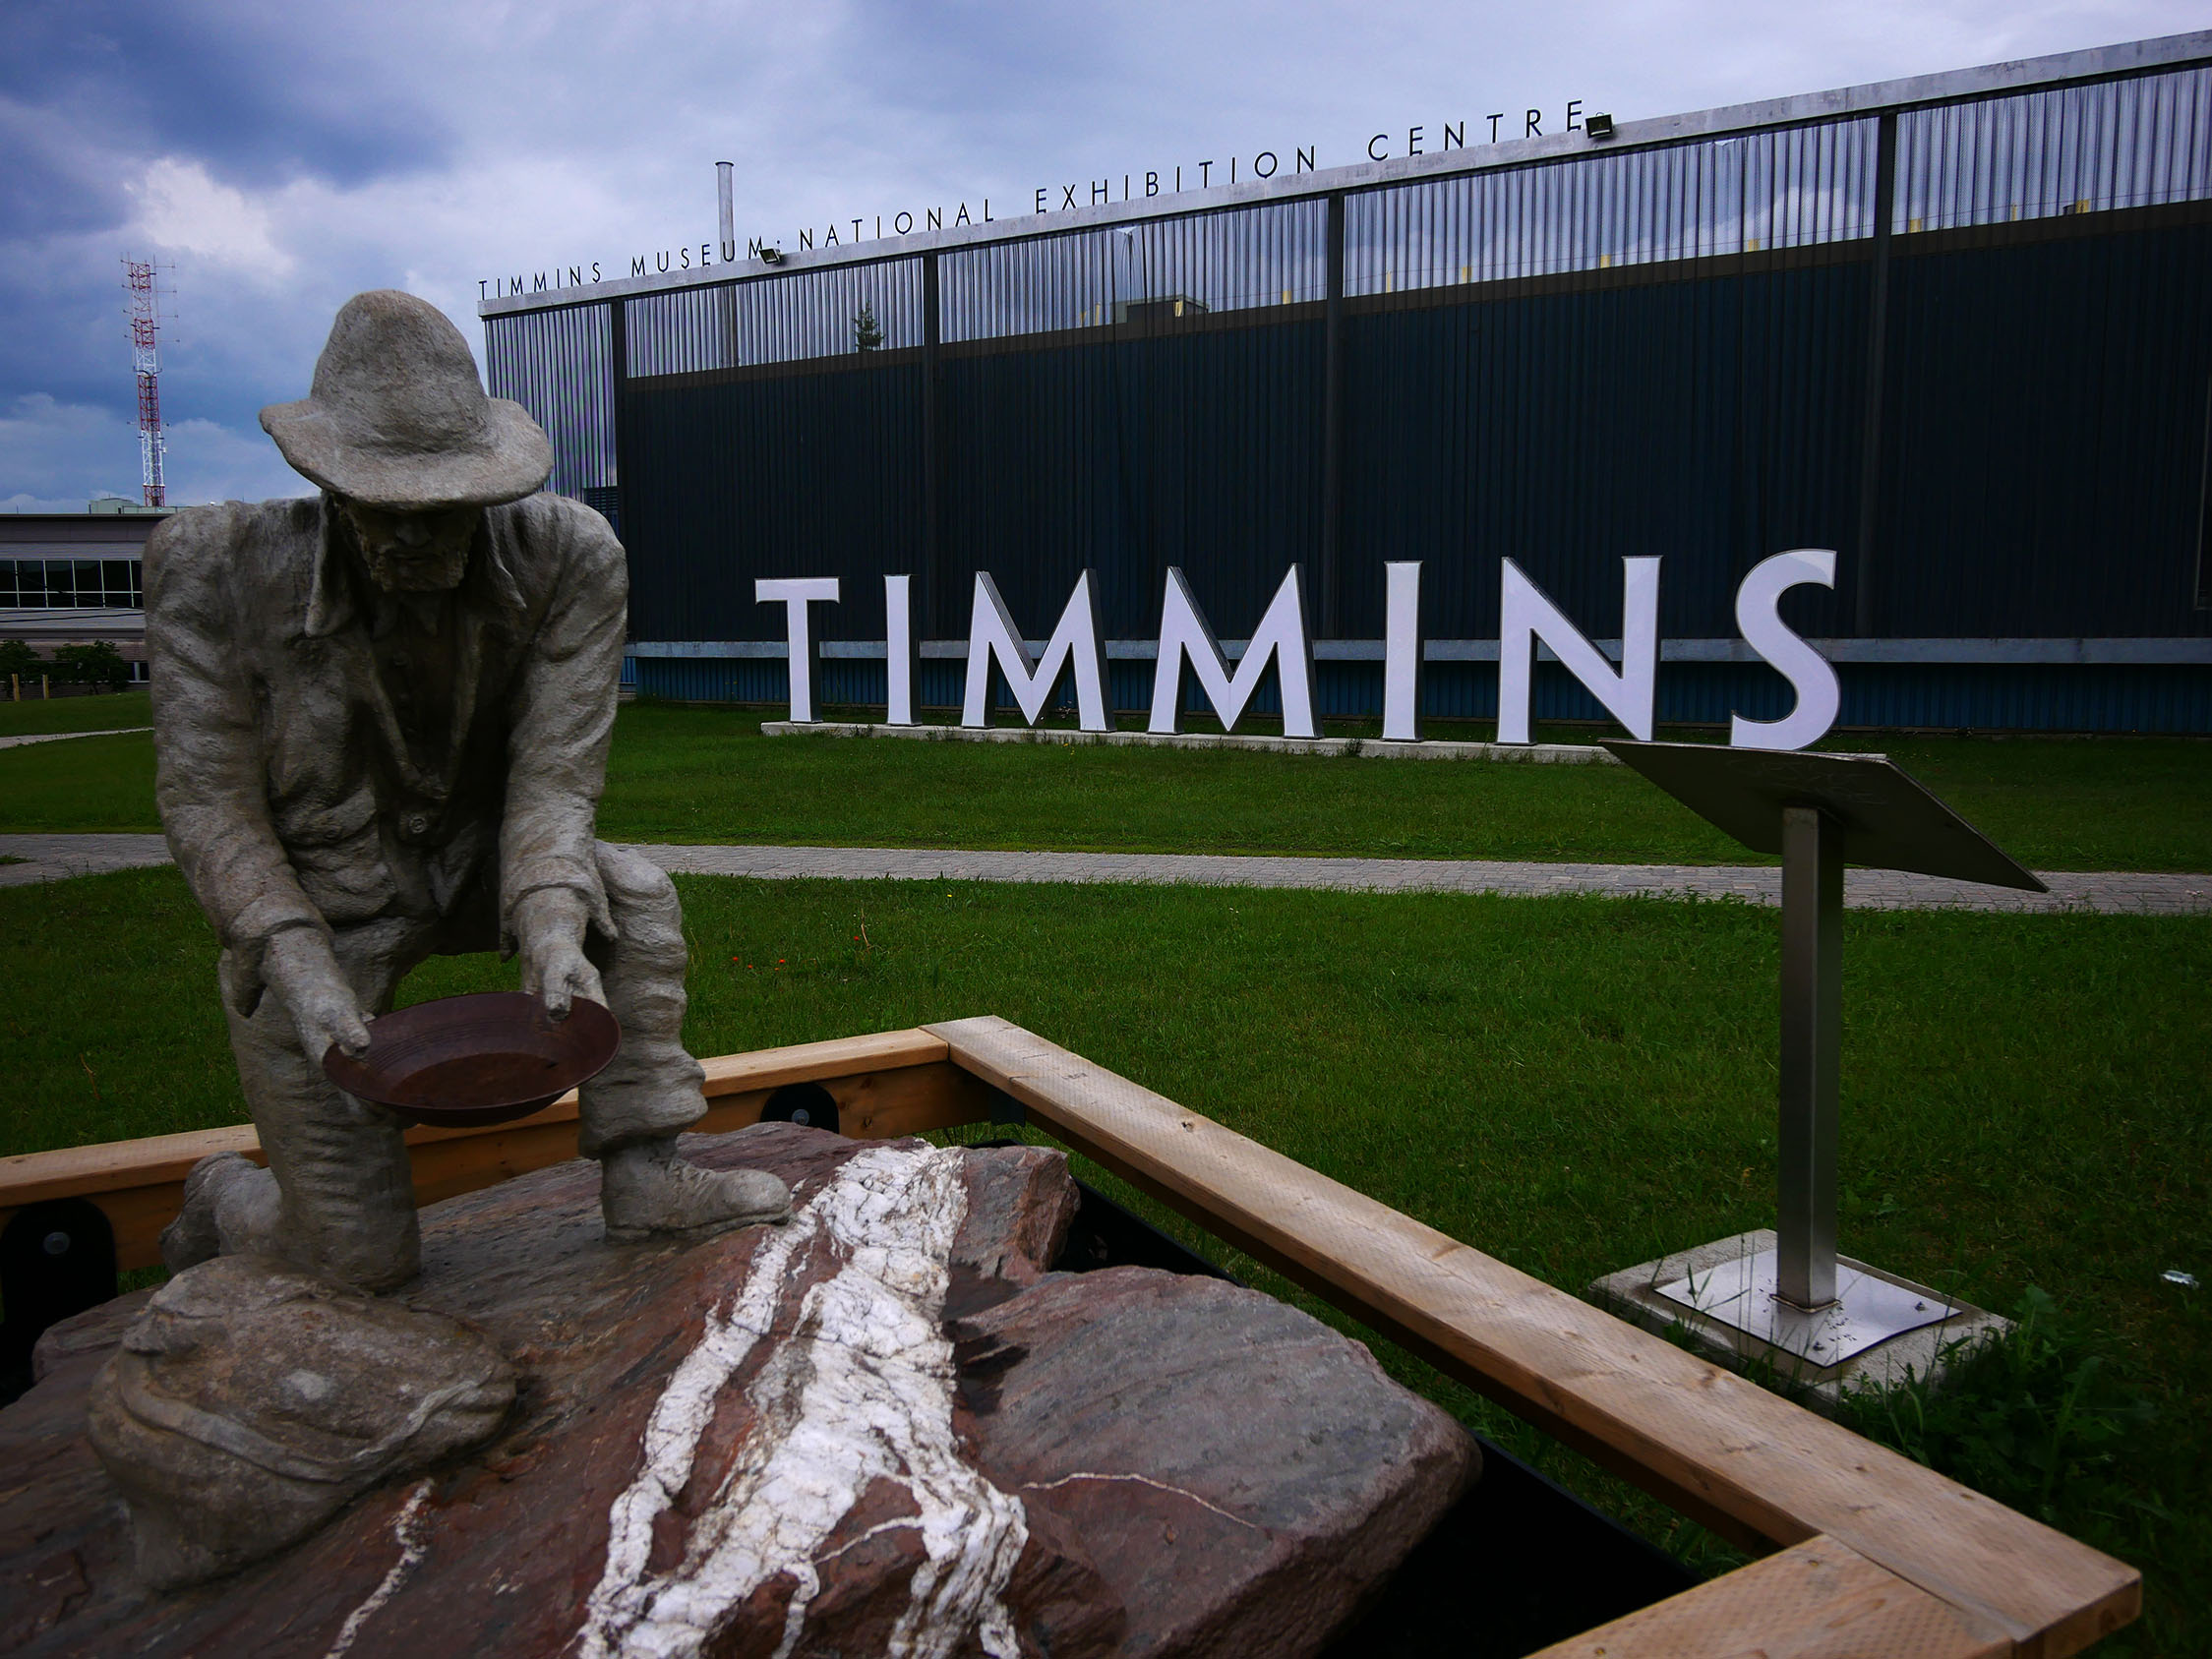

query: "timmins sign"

left=755, top=553, right=1843, bottom=752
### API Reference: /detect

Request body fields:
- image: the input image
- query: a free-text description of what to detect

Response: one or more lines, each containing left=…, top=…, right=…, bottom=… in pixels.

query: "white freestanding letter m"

left=961, top=570, right=1109, bottom=731
left=1149, top=565, right=1318, bottom=738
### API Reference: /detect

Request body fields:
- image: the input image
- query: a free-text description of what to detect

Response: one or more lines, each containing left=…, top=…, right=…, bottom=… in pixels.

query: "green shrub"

left=51, top=642, right=130, bottom=691
left=0, top=640, right=44, bottom=684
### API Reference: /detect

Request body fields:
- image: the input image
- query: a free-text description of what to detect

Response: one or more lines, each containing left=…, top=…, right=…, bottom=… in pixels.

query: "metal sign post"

left=1602, top=741, right=2046, bottom=1364
left=1777, top=804, right=1841, bottom=1312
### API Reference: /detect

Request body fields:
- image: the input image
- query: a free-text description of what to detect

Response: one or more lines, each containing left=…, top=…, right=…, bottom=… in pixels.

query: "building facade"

left=1, top=503, right=164, bottom=693
left=480, top=33, right=2212, bottom=734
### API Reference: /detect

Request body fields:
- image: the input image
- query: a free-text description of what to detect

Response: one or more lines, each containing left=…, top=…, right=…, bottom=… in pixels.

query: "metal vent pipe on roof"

left=716, top=161, right=737, bottom=262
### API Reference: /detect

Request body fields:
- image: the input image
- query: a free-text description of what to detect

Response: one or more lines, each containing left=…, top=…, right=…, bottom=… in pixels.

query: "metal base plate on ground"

left=1653, top=1247, right=1955, bottom=1366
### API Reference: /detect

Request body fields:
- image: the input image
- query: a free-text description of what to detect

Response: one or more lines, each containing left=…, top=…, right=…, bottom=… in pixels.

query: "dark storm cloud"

left=0, top=1, right=454, bottom=192
left=4, top=0, right=2206, bottom=510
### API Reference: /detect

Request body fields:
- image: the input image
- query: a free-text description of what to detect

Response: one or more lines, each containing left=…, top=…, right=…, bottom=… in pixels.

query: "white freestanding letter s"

left=1730, top=549, right=1840, bottom=751
left=755, top=577, right=839, bottom=723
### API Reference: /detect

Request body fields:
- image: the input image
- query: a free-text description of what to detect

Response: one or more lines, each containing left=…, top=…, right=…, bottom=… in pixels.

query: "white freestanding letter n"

left=1496, top=558, right=1659, bottom=743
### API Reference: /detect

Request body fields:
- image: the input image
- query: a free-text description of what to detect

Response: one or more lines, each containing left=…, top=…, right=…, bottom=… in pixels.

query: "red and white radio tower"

left=122, top=259, right=167, bottom=507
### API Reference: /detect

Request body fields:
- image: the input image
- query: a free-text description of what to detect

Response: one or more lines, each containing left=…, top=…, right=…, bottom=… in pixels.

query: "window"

left=0, top=558, right=145, bottom=609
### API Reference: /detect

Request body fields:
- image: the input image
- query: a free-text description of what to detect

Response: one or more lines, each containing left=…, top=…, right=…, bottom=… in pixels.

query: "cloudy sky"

left=1, top=0, right=2200, bottom=510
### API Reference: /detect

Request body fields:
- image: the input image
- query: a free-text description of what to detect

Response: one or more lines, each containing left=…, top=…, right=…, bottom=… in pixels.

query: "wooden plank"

left=0, top=1029, right=983, bottom=1272
left=1528, top=1536, right=2008, bottom=1659
left=928, top=1015, right=2140, bottom=1659
left=698, top=1029, right=950, bottom=1096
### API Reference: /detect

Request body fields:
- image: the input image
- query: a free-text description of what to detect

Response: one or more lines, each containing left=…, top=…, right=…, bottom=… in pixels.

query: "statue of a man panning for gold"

left=148, top=290, right=790, bottom=1291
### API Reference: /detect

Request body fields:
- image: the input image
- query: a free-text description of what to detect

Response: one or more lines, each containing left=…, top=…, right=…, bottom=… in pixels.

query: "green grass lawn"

left=4, top=697, right=2208, bottom=871
left=0, top=688, right=150, bottom=739
left=3, top=866, right=2204, bottom=1649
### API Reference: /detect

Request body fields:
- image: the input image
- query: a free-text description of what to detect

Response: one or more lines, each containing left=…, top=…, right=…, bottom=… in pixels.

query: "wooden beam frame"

left=0, top=1016, right=2139, bottom=1657
left=0, top=1028, right=992, bottom=1271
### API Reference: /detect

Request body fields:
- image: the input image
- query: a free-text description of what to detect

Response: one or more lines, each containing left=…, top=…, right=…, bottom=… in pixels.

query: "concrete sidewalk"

left=0, top=727, right=150, bottom=751
left=4, top=832, right=2205, bottom=915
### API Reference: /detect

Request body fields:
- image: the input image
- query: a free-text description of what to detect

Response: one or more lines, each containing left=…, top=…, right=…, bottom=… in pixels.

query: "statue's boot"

left=159, top=1152, right=283, bottom=1274
left=600, top=1137, right=792, bottom=1244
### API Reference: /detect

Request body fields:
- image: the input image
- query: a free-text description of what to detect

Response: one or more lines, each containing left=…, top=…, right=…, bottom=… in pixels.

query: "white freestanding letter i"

left=884, top=574, right=918, bottom=726
left=1382, top=562, right=1422, bottom=741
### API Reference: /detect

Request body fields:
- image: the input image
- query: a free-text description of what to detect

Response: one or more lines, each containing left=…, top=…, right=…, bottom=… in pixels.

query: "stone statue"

left=147, top=289, right=790, bottom=1293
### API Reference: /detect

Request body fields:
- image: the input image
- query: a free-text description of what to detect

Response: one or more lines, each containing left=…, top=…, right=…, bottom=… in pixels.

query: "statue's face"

left=334, top=497, right=483, bottom=593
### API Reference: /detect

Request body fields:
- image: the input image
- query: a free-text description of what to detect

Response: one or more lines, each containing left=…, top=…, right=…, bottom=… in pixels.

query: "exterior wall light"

left=1586, top=113, right=1617, bottom=141
left=760, top=246, right=787, bottom=266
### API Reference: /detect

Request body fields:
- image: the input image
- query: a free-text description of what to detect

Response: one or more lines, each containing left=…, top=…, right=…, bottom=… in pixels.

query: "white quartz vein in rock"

left=574, top=1144, right=1028, bottom=1659
left=324, top=1479, right=435, bottom=1658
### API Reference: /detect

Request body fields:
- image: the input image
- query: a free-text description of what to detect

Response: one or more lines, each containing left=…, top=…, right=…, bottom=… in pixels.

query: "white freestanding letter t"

left=1729, top=549, right=1840, bottom=751
left=1496, top=558, right=1659, bottom=743
left=884, top=574, right=918, bottom=726
left=755, top=577, right=839, bottom=723
left=1149, top=565, right=1318, bottom=738
left=961, top=570, right=1109, bottom=731
left=1382, top=562, right=1423, bottom=741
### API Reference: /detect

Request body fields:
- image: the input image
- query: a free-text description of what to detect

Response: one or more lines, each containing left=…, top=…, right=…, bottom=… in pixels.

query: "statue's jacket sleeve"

left=145, top=502, right=331, bottom=1007
left=494, top=497, right=626, bottom=943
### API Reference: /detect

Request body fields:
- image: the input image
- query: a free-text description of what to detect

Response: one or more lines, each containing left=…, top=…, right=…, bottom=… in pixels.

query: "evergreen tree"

left=853, top=302, right=883, bottom=353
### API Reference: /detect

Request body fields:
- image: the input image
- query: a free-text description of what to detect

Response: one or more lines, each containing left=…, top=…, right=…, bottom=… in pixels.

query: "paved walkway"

left=3, top=833, right=2204, bottom=914
left=0, top=726, right=150, bottom=751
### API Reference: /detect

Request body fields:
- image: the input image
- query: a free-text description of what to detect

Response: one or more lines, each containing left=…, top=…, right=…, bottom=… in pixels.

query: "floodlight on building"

left=1586, top=113, right=1617, bottom=141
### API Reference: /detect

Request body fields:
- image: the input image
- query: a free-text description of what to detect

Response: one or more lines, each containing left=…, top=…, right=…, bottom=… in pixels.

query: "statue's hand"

left=263, top=927, right=372, bottom=1061
left=515, top=887, right=605, bottom=1022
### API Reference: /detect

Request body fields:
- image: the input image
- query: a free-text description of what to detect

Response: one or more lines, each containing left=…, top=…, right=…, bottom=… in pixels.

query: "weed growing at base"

left=1, top=865, right=2203, bottom=1648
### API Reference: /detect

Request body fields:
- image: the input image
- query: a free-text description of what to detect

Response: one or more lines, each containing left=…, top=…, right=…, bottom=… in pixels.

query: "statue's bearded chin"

left=334, top=498, right=482, bottom=593
left=361, top=537, right=472, bottom=592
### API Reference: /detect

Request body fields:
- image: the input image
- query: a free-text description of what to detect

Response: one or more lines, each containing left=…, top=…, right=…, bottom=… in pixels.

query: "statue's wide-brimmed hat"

left=261, top=290, right=552, bottom=510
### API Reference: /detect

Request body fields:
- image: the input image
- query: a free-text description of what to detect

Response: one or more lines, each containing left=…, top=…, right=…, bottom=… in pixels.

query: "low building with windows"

left=1, top=502, right=165, bottom=694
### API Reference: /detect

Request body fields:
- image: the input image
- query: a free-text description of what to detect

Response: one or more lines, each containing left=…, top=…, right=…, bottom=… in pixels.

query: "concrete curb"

left=761, top=721, right=1617, bottom=764
left=0, top=727, right=151, bottom=751
left=3, top=835, right=2205, bottom=914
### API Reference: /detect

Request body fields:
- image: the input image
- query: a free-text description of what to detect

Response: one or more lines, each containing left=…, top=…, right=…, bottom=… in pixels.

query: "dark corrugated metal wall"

left=485, top=61, right=2212, bottom=730
left=613, top=210, right=2208, bottom=650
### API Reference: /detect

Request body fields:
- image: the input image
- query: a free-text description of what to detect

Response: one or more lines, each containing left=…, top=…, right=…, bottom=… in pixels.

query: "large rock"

left=0, top=1124, right=1476, bottom=1657
left=87, top=1255, right=515, bottom=1589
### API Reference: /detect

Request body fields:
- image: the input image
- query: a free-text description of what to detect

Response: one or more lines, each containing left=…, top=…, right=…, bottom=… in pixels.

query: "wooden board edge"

left=699, top=1029, right=948, bottom=1096
left=1525, top=1536, right=2011, bottom=1659
left=929, top=1015, right=2143, bottom=1656
left=1, top=1029, right=984, bottom=1272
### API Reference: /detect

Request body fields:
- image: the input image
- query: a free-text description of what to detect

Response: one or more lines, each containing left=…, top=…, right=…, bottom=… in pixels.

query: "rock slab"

left=1, top=1123, right=1476, bottom=1657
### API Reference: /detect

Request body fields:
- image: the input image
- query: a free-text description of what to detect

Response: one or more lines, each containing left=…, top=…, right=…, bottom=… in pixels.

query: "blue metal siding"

left=634, top=655, right=2212, bottom=734
left=1878, top=218, right=2212, bottom=637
